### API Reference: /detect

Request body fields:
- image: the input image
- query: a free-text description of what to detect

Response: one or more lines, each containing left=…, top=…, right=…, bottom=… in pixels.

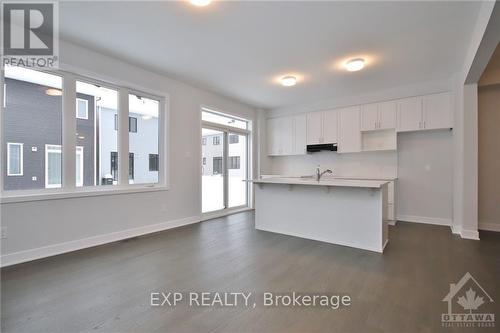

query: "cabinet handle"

left=419, top=121, right=422, bottom=129
left=423, top=121, right=426, bottom=129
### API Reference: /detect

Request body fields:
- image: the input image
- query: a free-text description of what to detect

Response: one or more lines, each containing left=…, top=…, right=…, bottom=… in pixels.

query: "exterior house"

left=201, top=133, right=244, bottom=178
left=3, top=74, right=159, bottom=190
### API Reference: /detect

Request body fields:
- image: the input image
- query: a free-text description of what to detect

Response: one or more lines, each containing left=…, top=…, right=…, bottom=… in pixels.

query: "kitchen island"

left=253, top=177, right=390, bottom=253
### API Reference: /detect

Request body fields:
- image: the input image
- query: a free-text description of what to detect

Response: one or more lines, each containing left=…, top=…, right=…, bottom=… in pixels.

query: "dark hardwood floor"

left=2, top=211, right=499, bottom=333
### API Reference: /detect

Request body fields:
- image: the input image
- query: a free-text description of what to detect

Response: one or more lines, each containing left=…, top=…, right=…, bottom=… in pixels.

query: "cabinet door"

left=360, top=103, right=378, bottom=131
left=279, top=117, right=294, bottom=155
left=293, top=114, right=307, bottom=155
left=378, top=101, right=397, bottom=129
left=266, top=118, right=279, bottom=155
left=338, top=106, right=361, bottom=153
left=306, top=111, right=323, bottom=144
left=397, top=97, right=422, bottom=132
left=423, top=92, right=452, bottom=130
left=322, top=109, right=338, bottom=143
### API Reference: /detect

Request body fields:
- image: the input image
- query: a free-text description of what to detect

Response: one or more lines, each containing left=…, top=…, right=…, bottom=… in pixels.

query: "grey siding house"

left=3, top=78, right=94, bottom=190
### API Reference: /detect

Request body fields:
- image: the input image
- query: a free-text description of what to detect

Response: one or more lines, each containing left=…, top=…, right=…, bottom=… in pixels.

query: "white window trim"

left=45, top=144, right=62, bottom=189
left=7, top=142, right=23, bottom=176
left=76, top=98, right=88, bottom=119
left=1, top=65, right=170, bottom=201
left=76, top=146, right=84, bottom=187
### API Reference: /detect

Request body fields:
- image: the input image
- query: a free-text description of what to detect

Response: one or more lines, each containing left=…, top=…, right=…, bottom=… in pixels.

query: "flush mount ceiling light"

left=281, top=76, right=297, bottom=87
left=190, top=0, right=211, bottom=6
left=45, top=88, right=62, bottom=96
left=345, top=58, right=365, bottom=72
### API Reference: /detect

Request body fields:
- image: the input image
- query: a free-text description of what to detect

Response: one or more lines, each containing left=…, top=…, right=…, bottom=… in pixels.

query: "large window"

left=76, top=80, right=118, bottom=187
left=1, top=66, right=166, bottom=196
left=201, top=109, right=250, bottom=213
left=128, top=93, right=160, bottom=185
left=3, top=66, right=62, bottom=190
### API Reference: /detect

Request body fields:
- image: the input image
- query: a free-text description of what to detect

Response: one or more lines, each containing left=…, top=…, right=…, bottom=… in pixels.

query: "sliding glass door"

left=201, top=110, right=250, bottom=214
left=201, top=128, right=225, bottom=213
left=227, top=132, right=247, bottom=208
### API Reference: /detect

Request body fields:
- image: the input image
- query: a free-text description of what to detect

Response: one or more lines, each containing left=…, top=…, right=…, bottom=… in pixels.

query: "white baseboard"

left=397, top=215, right=452, bottom=226
left=460, top=229, right=480, bottom=240
left=478, top=222, right=500, bottom=232
left=1, top=215, right=201, bottom=268
left=451, top=224, right=461, bottom=235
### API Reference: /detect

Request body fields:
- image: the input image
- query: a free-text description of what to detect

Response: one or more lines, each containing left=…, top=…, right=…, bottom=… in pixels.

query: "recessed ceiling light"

left=190, top=0, right=211, bottom=7
left=281, top=76, right=297, bottom=87
left=45, top=88, right=62, bottom=96
left=345, top=58, right=365, bottom=72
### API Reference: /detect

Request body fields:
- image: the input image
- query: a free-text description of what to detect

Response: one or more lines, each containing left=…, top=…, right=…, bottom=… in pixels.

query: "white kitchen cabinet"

left=293, top=114, right=307, bottom=155
left=267, top=115, right=306, bottom=156
left=360, top=103, right=379, bottom=131
left=361, top=101, right=396, bottom=131
left=397, top=93, right=452, bottom=132
left=378, top=101, right=397, bottom=129
left=306, top=111, right=323, bottom=144
left=423, top=92, right=452, bottom=130
left=338, top=106, right=361, bottom=153
left=267, top=118, right=280, bottom=155
left=306, top=110, right=338, bottom=145
left=397, top=97, right=422, bottom=132
left=323, top=109, right=338, bottom=143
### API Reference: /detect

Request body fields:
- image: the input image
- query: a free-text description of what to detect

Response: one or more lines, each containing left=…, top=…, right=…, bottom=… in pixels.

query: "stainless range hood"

left=306, top=143, right=338, bottom=153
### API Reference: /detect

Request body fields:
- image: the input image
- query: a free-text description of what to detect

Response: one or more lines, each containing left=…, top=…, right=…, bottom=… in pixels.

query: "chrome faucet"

left=316, top=166, right=333, bottom=181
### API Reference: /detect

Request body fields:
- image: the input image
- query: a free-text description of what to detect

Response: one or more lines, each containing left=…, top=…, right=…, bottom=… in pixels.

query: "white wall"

left=269, top=151, right=397, bottom=179
left=0, top=40, right=257, bottom=263
left=397, top=131, right=453, bottom=224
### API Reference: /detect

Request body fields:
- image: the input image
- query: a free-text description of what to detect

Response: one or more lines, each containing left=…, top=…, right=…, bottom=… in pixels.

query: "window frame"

left=0, top=66, right=170, bottom=203
left=7, top=142, right=23, bottom=176
left=76, top=98, right=88, bottom=120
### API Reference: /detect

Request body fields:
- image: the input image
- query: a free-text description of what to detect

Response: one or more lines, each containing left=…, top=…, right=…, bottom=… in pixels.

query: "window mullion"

left=118, top=88, right=129, bottom=186
left=62, top=74, right=76, bottom=190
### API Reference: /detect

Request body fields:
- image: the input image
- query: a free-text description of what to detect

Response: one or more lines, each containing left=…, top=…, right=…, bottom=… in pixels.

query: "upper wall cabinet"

left=361, top=101, right=397, bottom=131
left=267, top=115, right=306, bottom=156
left=397, top=92, right=452, bottom=132
left=423, top=92, right=452, bottom=130
left=306, top=110, right=338, bottom=145
left=397, top=96, right=422, bottom=132
left=338, top=106, right=361, bottom=153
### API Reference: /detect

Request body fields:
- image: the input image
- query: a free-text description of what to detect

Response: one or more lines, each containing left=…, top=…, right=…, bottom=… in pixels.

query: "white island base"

left=254, top=179, right=389, bottom=253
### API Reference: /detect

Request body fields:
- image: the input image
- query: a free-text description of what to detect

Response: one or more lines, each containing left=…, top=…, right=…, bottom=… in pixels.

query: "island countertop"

left=250, top=177, right=390, bottom=189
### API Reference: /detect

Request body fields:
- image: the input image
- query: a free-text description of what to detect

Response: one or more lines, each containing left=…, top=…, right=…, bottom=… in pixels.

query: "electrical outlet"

left=1, top=227, right=7, bottom=239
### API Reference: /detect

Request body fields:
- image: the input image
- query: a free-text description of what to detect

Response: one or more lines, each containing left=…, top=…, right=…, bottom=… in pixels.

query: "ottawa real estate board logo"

left=1, top=1, right=59, bottom=69
left=442, top=272, right=495, bottom=328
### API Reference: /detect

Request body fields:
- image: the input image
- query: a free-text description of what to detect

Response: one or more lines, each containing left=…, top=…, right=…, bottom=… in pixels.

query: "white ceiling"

left=59, top=1, right=482, bottom=109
